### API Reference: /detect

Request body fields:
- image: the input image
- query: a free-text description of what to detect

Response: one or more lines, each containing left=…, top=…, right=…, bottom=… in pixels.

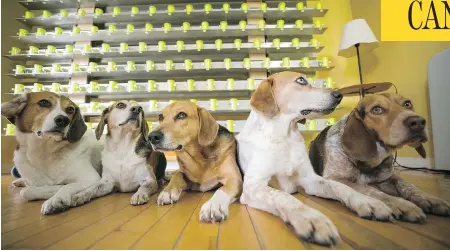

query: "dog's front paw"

left=387, top=198, right=426, bottom=222
left=199, top=199, right=228, bottom=223
left=131, top=192, right=150, bottom=206
left=350, top=195, right=394, bottom=221
left=410, top=194, right=450, bottom=216
left=12, top=178, right=26, bottom=187
left=286, top=208, right=340, bottom=246
left=157, top=189, right=180, bottom=205
left=41, top=194, right=71, bottom=215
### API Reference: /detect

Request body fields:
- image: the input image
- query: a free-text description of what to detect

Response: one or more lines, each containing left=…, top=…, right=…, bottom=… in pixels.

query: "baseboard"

left=395, top=157, right=435, bottom=169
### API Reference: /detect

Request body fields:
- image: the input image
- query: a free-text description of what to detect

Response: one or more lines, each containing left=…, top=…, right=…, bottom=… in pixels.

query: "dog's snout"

left=131, top=106, right=142, bottom=114
left=54, top=115, right=70, bottom=127
left=403, top=116, right=426, bottom=131
left=331, top=91, right=343, bottom=101
left=149, top=131, right=164, bottom=144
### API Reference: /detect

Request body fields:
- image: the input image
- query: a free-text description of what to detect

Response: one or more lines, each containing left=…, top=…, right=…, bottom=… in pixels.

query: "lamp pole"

left=355, top=43, right=364, bottom=98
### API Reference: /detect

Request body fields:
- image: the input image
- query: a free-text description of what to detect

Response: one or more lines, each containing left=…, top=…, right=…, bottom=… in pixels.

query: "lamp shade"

left=338, top=19, right=378, bottom=58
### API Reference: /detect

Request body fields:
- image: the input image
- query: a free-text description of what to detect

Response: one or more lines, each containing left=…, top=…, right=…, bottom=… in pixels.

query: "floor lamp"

left=338, top=19, right=379, bottom=98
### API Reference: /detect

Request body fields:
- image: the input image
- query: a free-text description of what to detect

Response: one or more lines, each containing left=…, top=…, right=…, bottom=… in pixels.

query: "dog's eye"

left=158, top=114, right=164, bottom=122
left=295, top=77, right=308, bottom=85
left=371, top=106, right=385, bottom=115
left=66, top=107, right=75, bottom=114
left=38, top=99, right=51, bottom=108
left=116, top=102, right=126, bottom=109
left=175, top=112, right=187, bottom=120
left=403, top=100, right=412, bottom=109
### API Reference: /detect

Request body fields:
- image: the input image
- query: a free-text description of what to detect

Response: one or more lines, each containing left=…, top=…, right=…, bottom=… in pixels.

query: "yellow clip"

left=94, top=8, right=103, bottom=16
left=243, top=58, right=251, bottom=69
left=37, top=27, right=47, bottom=36
left=10, top=47, right=21, bottom=55
left=220, top=21, right=228, bottom=32
left=165, top=60, right=173, bottom=71
left=148, top=80, right=156, bottom=91
left=186, top=4, right=194, bottom=15
left=204, top=3, right=212, bottom=14
left=204, top=59, right=212, bottom=70
left=301, top=57, right=310, bottom=68
left=145, top=23, right=153, bottom=33
left=310, top=38, right=319, bottom=48
left=158, top=41, right=166, bottom=52
left=187, top=79, right=195, bottom=91
left=258, top=19, right=266, bottom=31
left=15, top=65, right=25, bottom=74
left=146, top=60, right=155, bottom=71
left=223, top=3, right=230, bottom=13
left=196, top=40, right=204, bottom=51
left=263, top=58, right=271, bottom=69
left=215, top=39, right=223, bottom=51
left=24, top=11, right=34, bottom=18
left=131, top=6, right=139, bottom=16
left=273, top=38, right=281, bottom=49
left=247, top=78, right=255, bottom=90
left=163, top=23, right=172, bottom=33
left=241, top=3, right=248, bottom=13
left=60, top=9, right=69, bottom=17
left=42, top=10, right=52, bottom=18
left=234, top=39, right=242, bottom=50
left=120, top=42, right=128, bottom=54
left=77, top=9, right=85, bottom=17
left=295, top=20, right=304, bottom=30
left=227, top=78, right=235, bottom=90
left=177, top=40, right=185, bottom=52
left=127, top=61, right=136, bottom=72
left=296, top=2, right=305, bottom=12
left=321, top=57, right=329, bottom=68
left=253, top=38, right=262, bottom=49
left=149, top=6, right=157, bottom=16
left=224, top=58, right=232, bottom=70
left=184, top=59, right=192, bottom=71
left=18, top=29, right=29, bottom=36
left=316, top=2, right=324, bottom=12
left=168, top=79, right=175, bottom=91
left=182, top=22, right=190, bottom=32
left=167, top=5, right=175, bottom=15
left=239, top=20, right=247, bottom=31
left=102, top=43, right=110, bottom=53
left=292, top=38, right=300, bottom=49
left=113, top=7, right=121, bottom=17
left=282, top=57, right=291, bottom=68
left=201, top=21, right=209, bottom=32
left=278, top=2, right=287, bottom=12
left=207, top=79, right=215, bottom=90
left=260, top=2, right=268, bottom=12
left=277, top=20, right=285, bottom=30
left=55, top=27, right=63, bottom=36
left=108, top=24, right=116, bottom=33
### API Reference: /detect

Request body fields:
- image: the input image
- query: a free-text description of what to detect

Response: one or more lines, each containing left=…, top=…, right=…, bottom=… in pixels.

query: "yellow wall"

left=350, top=0, right=450, bottom=159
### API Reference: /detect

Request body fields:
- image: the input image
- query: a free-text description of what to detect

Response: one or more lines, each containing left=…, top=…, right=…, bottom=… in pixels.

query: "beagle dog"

left=1, top=92, right=102, bottom=214
left=237, top=71, right=401, bottom=246
left=71, top=101, right=167, bottom=206
left=309, top=93, right=449, bottom=221
left=148, top=101, right=242, bottom=223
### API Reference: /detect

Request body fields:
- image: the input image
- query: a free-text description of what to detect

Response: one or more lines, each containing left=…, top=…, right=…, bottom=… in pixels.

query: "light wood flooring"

left=1, top=171, right=450, bottom=249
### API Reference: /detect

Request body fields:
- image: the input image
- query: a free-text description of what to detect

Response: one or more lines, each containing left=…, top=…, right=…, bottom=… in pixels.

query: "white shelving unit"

left=5, top=0, right=335, bottom=134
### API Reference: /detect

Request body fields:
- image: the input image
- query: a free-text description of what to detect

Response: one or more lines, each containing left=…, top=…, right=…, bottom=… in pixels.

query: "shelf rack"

left=5, top=0, right=333, bottom=134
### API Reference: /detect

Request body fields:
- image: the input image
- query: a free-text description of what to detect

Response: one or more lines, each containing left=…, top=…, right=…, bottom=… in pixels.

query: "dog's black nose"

left=403, top=116, right=426, bottom=131
left=130, top=106, right=142, bottom=115
left=149, top=131, right=164, bottom=144
left=54, top=115, right=70, bottom=127
left=331, top=91, right=343, bottom=101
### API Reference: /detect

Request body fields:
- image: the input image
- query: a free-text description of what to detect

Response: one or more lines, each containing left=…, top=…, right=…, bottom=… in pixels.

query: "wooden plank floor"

left=2, top=171, right=450, bottom=250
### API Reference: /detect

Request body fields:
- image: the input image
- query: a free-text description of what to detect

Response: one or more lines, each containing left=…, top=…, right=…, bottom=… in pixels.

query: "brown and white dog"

left=71, top=100, right=167, bottom=206
left=237, top=72, right=402, bottom=246
left=148, top=101, right=242, bottom=222
left=309, top=93, right=450, bottom=221
left=1, top=92, right=102, bottom=214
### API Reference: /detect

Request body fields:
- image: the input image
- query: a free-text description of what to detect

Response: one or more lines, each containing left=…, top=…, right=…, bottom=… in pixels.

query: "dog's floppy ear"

left=197, top=106, right=219, bottom=146
left=66, top=107, right=87, bottom=143
left=342, top=109, right=378, bottom=162
left=250, top=78, right=279, bottom=118
left=140, top=110, right=149, bottom=141
left=95, top=107, right=110, bottom=140
left=1, top=94, right=28, bottom=124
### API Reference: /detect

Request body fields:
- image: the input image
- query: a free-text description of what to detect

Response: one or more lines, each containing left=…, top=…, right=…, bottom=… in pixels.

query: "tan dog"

left=1, top=92, right=102, bottom=214
left=148, top=101, right=242, bottom=222
left=309, top=93, right=450, bottom=221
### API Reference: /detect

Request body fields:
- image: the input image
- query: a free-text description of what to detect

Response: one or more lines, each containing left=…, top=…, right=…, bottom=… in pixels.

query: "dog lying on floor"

left=1, top=92, right=102, bottom=214
left=71, top=100, right=167, bottom=206
left=309, top=93, right=450, bottom=220
left=237, top=71, right=401, bottom=246
left=148, top=101, right=242, bottom=222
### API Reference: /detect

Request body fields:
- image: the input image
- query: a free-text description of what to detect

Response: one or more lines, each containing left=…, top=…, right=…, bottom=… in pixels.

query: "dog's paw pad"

left=131, top=193, right=150, bottom=206
left=199, top=200, right=228, bottom=223
left=157, top=189, right=180, bottom=206
left=352, top=196, right=393, bottom=221
left=41, top=195, right=71, bottom=215
left=288, top=209, right=340, bottom=246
